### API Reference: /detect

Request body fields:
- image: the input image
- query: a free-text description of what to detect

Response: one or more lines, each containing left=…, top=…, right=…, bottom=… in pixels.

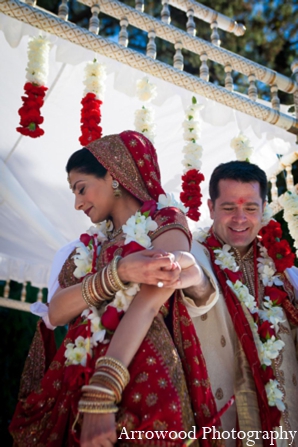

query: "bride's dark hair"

left=66, top=148, right=107, bottom=178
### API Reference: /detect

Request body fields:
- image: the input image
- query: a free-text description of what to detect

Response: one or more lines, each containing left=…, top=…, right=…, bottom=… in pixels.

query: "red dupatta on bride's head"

left=86, top=130, right=165, bottom=203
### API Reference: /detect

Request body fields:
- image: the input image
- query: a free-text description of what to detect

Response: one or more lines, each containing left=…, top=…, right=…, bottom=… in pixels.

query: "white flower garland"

left=230, top=132, right=254, bottom=162
left=83, top=59, right=106, bottom=100
left=65, top=210, right=157, bottom=366
left=182, top=97, right=204, bottom=173
left=157, top=192, right=188, bottom=214
left=26, top=35, right=50, bottom=86
left=261, top=203, right=274, bottom=227
left=134, top=76, right=156, bottom=143
left=279, top=190, right=298, bottom=254
left=73, top=222, right=109, bottom=279
left=194, top=229, right=286, bottom=411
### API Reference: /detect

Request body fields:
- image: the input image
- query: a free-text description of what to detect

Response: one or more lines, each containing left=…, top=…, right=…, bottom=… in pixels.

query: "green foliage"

left=0, top=281, right=67, bottom=446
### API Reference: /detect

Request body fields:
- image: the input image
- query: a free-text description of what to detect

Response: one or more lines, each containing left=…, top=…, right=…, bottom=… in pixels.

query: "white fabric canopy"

left=0, top=12, right=297, bottom=288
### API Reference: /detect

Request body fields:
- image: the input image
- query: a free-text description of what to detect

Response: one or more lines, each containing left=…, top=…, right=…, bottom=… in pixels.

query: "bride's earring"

left=112, top=179, right=122, bottom=197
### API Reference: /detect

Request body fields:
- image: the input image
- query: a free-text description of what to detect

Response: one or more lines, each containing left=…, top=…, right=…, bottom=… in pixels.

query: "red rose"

left=252, top=312, right=259, bottom=324
left=267, top=240, right=295, bottom=271
left=224, top=269, right=243, bottom=283
left=140, top=200, right=157, bottom=217
left=264, top=286, right=287, bottom=306
left=206, top=234, right=222, bottom=248
left=101, top=306, right=124, bottom=332
left=180, top=191, right=202, bottom=207
left=261, top=365, right=274, bottom=382
left=24, top=82, right=48, bottom=96
left=259, top=220, right=282, bottom=240
left=258, top=320, right=275, bottom=341
left=16, top=126, right=44, bottom=138
left=186, top=208, right=200, bottom=221
left=80, top=233, right=93, bottom=246
left=182, top=169, right=204, bottom=184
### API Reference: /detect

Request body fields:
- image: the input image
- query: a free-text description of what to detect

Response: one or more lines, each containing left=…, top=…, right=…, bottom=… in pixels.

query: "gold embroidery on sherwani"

left=220, top=335, right=226, bottom=347
left=215, top=388, right=224, bottom=400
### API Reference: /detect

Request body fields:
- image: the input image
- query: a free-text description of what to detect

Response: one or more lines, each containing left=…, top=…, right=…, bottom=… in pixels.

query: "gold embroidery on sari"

left=88, top=134, right=151, bottom=203
left=18, top=321, right=46, bottom=401
left=58, top=248, right=81, bottom=289
left=146, top=316, right=195, bottom=431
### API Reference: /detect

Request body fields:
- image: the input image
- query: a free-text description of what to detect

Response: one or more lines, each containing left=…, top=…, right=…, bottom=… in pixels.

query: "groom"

left=184, top=160, right=298, bottom=445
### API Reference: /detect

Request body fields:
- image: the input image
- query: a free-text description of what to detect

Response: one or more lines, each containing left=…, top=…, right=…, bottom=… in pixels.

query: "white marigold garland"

left=279, top=190, right=298, bottom=255
left=26, top=35, right=50, bottom=86
left=230, top=132, right=254, bottom=162
left=181, top=97, right=204, bottom=173
left=134, top=76, right=157, bottom=143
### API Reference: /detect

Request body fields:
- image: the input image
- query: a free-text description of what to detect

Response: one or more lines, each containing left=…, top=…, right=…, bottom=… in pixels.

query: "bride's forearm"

left=105, top=284, right=173, bottom=366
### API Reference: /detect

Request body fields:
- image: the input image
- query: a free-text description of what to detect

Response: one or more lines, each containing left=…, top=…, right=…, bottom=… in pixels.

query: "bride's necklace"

left=107, top=226, right=123, bottom=241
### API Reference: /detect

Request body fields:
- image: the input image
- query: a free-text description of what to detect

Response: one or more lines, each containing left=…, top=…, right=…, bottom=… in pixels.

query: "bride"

left=10, top=130, right=218, bottom=447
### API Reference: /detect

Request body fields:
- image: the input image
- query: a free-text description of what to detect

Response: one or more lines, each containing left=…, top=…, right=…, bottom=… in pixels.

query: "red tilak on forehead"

left=236, top=198, right=245, bottom=204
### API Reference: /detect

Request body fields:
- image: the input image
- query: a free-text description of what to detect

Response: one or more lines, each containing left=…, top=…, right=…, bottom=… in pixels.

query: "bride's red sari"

left=10, top=131, right=221, bottom=447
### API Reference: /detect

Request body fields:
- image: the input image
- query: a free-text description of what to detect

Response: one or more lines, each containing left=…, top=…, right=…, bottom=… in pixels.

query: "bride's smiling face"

left=69, top=170, right=115, bottom=223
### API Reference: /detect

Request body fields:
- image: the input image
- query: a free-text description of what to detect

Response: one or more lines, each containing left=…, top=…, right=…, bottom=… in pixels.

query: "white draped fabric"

left=0, top=12, right=297, bottom=288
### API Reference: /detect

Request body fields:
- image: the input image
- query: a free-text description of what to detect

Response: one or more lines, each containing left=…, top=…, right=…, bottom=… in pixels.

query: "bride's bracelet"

left=78, top=357, right=130, bottom=414
left=81, top=269, right=116, bottom=308
left=109, top=255, right=129, bottom=291
left=81, top=256, right=131, bottom=309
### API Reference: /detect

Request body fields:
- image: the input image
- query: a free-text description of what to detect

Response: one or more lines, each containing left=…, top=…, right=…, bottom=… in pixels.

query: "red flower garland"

left=79, top=92, right=103, bottom=146
left=180, top=168, right=204, bottom=221
left=16, top=82, right=48, bottom=138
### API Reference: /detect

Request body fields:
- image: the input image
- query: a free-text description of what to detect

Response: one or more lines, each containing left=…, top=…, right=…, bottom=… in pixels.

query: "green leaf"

left=192, top=96, right=197, bottom=104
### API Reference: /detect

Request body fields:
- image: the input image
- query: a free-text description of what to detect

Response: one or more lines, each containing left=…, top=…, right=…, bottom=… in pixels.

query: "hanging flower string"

left=134, top=76, right=157, bottom=143
left=180, top=97, right=204, bottom=222
left=79, top=59, right=106, bottom=146
left=16, top=35, right=50, bottom=138
left=230, top=132, right=254, bottom=162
